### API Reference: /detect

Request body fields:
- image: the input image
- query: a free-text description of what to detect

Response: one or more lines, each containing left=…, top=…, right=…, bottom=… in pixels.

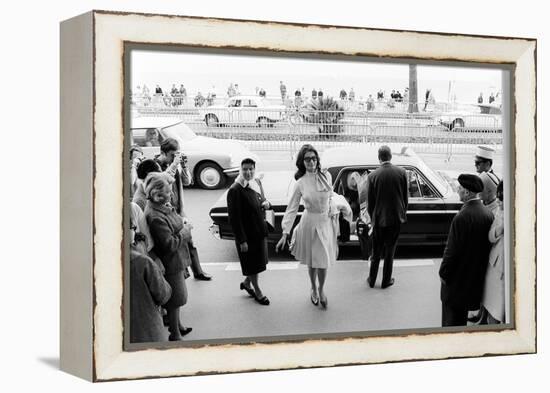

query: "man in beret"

left=439, top=174, right=494, bottom=326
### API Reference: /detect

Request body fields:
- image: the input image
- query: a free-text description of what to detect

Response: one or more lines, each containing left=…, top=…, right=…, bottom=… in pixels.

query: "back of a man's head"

left=160, top=137, right=179, bottom=154
left=378, top=145, right=392, bottom=162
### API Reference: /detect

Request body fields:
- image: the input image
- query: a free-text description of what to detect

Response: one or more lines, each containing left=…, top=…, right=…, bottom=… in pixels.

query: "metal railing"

left=132, top=105, right=502, bottom=159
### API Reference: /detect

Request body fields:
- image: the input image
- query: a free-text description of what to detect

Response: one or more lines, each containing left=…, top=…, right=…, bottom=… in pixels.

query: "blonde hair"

left=144, top=172, right=170, bottom=201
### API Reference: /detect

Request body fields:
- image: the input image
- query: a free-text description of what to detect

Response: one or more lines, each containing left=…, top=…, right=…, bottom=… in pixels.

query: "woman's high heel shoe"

left=310, top=290, right=319, bottom=306
left=319, top=295, right=328, bottom=309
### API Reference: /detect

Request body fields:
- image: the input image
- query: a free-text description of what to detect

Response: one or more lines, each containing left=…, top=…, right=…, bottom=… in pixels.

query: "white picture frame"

left=60, top=10, right=536, bottom=381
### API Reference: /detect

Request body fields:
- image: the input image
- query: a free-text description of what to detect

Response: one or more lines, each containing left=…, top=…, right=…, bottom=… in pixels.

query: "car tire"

left=257, top=117, right=270, bottom=128
left=205, top=114, right=219, bottom=127
left=450, top=118, right=465, bottom=131
left=195, top=162, right=225, bottom=189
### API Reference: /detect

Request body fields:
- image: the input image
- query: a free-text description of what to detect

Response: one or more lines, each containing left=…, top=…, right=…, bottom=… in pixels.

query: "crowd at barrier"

left=131, top=81, right=460, bottom=114
left=128, top=141, right=506, bottom=343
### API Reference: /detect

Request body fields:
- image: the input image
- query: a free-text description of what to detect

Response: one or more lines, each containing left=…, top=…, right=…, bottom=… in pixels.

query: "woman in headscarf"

left=227, top=158, right=272, bottom=305
left=144, top=173, right=192, bottom=341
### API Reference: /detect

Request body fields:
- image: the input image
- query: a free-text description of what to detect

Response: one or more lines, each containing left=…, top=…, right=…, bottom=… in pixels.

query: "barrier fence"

left=132, top=105, right=502, bottom=160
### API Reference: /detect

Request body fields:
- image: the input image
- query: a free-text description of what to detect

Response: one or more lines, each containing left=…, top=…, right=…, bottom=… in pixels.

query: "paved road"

left=169, top=258, right=443, bottom=344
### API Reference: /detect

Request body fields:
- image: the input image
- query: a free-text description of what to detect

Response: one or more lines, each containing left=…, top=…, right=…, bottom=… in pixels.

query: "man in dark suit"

left=439, top=174, right=494, bottom=326
left=366, top=146, right=408, bottom=289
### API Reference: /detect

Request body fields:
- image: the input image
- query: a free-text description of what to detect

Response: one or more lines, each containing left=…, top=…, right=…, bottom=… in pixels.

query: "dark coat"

left=145, top=201, right=191, bottom=275
left=130, top=247, right=172, bottom=343
left=227, top=182, right=268, bottom=276
left=439, top=199, right=494, bottom=310
left=367, top=162, right=408, bottom=227
left=227, top=182, right=268, bottom=244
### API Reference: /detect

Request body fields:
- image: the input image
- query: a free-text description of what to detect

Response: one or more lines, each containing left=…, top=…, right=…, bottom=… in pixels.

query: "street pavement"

left=167, top=148, right=496, bottom=343
left=173, top=258, right=442, bottom=343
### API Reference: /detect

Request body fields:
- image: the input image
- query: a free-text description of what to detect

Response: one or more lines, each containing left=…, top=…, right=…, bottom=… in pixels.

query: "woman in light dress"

left=276, top=144, right=337, bottom=309
left=481, top=180, right=505, bottom=324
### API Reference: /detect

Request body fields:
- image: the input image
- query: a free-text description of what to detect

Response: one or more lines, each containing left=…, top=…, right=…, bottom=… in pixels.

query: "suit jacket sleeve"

left=402, top=170, right=409, bottom=210
left=227, top=186, right=247, bottom=244
left=144, top=257, right=172, bottom=306
left=148, top=216, right=186, bottom=254
left=367, top=174, right=375, bottom=220
left=439, top=215, right=464, bottom=283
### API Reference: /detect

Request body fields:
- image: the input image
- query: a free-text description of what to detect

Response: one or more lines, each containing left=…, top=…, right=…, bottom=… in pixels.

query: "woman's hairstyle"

left=144, top=172, right=170, bottom=201
left=160, top=137, right=179, bottom=154
left=136, top=159, right=161, bottom=180
left=294, top=144, right=321, bottom=180
left=240, top=158, right=256, bottom=167
left=129, top=144, right=142, bottom=156
left=497, top=179, right=504, bottom=202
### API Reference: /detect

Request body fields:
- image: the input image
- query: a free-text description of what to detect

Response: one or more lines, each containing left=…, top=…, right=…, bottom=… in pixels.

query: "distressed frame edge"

left=59, top=10, right=96, bottom=381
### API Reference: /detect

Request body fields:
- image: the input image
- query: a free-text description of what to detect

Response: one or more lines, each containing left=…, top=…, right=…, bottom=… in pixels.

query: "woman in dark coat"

left=227, top=158, right=271, bottom=305
left=144, top=173, right=193, bottom=340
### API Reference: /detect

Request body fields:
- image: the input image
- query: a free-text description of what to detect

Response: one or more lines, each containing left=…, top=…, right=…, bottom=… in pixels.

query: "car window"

left=243, top=99, right=257, bottom=107
left=132, top=129, right=146, bottom=146
left=165, top=122, right=197, bottom=142
left=418, top=174, right=437, bottom=198
left=228, top=99, right=241, bottom=108
left=132, top=128, right=161, bottom=147
left=406, top=169, right=422, bottom=198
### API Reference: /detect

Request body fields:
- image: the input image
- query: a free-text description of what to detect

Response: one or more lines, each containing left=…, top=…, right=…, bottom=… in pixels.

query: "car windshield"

left=162, top=121, right=197, bottom=142
left=416, top=160, right=450, bottom=195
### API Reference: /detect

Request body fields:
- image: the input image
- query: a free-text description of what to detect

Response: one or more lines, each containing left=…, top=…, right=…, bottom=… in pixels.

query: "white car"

left=438, top=105, right=502, bottom=131
left=131, top=117, right=259, bottom=189
left=200, top=95, right=287, bottom=127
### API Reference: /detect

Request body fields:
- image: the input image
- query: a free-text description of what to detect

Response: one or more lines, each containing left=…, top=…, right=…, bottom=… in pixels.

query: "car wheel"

left=257, top=117, right=269, bottom=128
left=205, top=114, right=219, bottom=127
left=450, top=118, right=465, bottom=131
left=195, top=162, right=225, bottom=189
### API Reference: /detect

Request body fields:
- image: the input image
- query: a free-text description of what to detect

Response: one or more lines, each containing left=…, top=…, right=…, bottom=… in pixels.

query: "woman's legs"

left=249, top=274, right=264, bottom=298
left=317, top=268, right=328, bottom=306
left=308, top=267, right=318, bottom=300
left=167, top=306, right=182, bottom=340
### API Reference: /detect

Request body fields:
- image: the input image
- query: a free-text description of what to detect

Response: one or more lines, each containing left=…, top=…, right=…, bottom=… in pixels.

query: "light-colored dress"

left=282, top=171, right=336, bottom=268
left=481, top=206, right=505, bottom=322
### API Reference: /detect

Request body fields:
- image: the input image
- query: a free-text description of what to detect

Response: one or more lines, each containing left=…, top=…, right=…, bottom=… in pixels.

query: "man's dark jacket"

left=367, top=162, right=409, bottom=227
left=439, top=199, right=494, bottom=309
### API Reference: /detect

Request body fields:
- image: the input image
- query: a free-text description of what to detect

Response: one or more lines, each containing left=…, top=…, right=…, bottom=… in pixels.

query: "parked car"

left=200, top=95, right=287, bottom=127
left=209, top=145, right=462, bottom=246
left=437, top=106, right=502, bottom=131
left=130, top=117, right=258, bottom=189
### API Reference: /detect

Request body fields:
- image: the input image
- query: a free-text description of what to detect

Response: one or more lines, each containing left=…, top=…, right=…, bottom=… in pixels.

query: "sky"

left=130, top=49, right=503, bottom=104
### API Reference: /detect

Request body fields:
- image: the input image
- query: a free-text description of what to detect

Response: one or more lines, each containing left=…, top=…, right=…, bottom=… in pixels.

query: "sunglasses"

left=304, top=156, right=318, bottom=163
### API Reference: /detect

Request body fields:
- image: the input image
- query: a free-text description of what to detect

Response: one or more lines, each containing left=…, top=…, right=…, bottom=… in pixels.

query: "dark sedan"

left=209, top=146, right=461, bottom=247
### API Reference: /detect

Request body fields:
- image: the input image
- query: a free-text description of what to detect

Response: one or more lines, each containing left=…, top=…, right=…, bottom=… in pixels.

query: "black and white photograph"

left=125, top=47, right=511, bottom=345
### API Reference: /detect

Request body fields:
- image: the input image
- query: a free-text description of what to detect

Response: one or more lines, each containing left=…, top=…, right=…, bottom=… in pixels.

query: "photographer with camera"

left=154, top=138, right=212, bottom=281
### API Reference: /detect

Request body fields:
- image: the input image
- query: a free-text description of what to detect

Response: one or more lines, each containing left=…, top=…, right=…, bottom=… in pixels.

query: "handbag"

left=255, top=178, right=275, bottom=231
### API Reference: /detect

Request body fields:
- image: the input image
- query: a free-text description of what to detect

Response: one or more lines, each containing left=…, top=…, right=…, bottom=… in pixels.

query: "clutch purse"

left=265, top=209, right=275, bottom=231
